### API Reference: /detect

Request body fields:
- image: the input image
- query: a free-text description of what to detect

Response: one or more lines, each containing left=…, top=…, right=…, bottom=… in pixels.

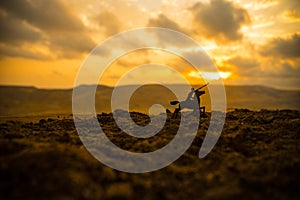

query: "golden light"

left=188, top=71, right=232, bottom=80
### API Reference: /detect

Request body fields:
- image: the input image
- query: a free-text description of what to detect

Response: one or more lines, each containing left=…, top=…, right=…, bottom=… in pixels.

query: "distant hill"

left=0, top=85, right=299, bottom=116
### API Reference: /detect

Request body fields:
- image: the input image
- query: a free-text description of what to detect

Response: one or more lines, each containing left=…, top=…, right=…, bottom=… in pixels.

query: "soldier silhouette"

left=170, top=83, right=208, bottom=118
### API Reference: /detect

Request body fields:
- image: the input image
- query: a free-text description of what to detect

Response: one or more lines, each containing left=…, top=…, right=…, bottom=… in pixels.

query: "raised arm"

left=196, top=83, right=209, bottom=91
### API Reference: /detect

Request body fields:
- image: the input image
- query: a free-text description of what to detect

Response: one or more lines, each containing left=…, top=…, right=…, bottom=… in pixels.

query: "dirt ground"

left=0, top=109, right=299, bottom=199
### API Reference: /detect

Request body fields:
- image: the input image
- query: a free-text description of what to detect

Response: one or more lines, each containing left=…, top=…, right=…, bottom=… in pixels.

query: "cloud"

left=226, top=56, right=259, bottom=69
left=0, top=0, right=96, bottom=59
left=281, top=0, right=300, bottom=19
left=221, top=53, right=300, bottom=81
left=0, top=10, right=42, bottom=44
left=0, top=0, right=82, bottom=31
left=190, top=0, right=251, bottom=43
left=277, top=61, right=300, bottom=78
left=181, top=50, right=215, bottom=70
left=221, top=56, right=260, bottom=77
left=0, top=44, right=48, bottom=60
left=146, top=14, right=195, bottom=47
left=115, top=52, right=150, bottom=69
left=260, top=33, right=300, bottom=58
left=148, top=14, right=185, bottom=33
left=256, top=60, right=300, bottom=79
left=147, top=14, right=197, bottom=48
left=48, top=32, right=96, bottom=59
left=93, top=11, right=122, bottom=36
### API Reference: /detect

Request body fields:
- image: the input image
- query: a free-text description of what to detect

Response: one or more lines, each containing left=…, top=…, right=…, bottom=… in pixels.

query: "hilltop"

left=0, top=84, right=299, bottom=116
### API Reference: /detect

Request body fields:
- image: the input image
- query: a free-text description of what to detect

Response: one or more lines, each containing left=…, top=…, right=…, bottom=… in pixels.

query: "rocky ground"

left=0, top=109, right=299, bottom=199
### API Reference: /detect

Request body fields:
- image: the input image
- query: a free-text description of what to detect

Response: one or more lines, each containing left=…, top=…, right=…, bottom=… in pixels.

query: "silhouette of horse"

left=170, top=90, right=206, bottom=118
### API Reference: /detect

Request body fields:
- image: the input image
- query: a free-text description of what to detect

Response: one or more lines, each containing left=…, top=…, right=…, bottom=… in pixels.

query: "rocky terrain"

left=0, top=109, right=299, bottom=199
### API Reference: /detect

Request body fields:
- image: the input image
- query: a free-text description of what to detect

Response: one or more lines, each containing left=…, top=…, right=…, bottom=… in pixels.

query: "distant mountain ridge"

left=0, top=84, right=299, bottom=116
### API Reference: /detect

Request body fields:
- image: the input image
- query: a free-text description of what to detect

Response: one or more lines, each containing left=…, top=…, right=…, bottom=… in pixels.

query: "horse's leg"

left=177, top=104, right=182, bottom=118
left=172, top=107, right=178, bottom=118
left=174, top=104, right=182, bottom=119
left=175, top=108, right=179, bottom=118
left=200, top=106, right=206, bottom=116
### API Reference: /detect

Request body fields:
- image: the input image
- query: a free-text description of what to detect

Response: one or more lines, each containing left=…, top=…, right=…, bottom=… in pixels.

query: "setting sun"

left=188, top=71, right=232, bottom=81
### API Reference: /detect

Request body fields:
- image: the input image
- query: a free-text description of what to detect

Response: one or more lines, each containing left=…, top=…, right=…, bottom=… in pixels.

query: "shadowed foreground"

left=0, top=109, right=299, bottom=199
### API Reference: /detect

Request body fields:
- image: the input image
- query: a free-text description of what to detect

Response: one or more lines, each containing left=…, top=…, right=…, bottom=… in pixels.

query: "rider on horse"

left=170, top=83, right=208, bottom=118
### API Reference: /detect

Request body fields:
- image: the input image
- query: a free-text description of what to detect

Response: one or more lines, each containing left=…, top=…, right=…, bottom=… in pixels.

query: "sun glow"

left=188, top=71, right=232, bottom=80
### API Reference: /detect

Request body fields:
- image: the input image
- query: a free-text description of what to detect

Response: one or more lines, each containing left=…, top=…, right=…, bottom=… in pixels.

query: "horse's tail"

left=170, top=100, right=179, bottom=105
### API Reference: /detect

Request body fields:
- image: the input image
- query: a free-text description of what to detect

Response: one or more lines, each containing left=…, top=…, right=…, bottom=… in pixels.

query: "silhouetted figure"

left=186, top=88, right=195, bottom=102
left=170, top=83, right=208, bottom=118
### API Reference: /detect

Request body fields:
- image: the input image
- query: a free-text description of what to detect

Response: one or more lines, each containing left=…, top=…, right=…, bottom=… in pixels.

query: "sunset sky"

left=0, top=0, right=299, bottom=89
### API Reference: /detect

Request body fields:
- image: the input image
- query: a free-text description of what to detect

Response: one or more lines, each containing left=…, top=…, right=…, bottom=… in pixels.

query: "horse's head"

left=197, top=90, right=205, bottom=96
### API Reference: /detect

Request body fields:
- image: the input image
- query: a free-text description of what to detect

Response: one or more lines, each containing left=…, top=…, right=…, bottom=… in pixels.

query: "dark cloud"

left=190, top=0, right=250, bottom=43
left=181, top=50, right=215, bottom=70
left=91, top=45, right=111, bottom=57
left=148, top=14, right=185, bottom=33
left=48, top=32, right=96, bottom=59
left=256, top=61, right=300, bottom=79
left=0, top=0, right=96, bottom=59
left=93, top=11, right=122, bottom=36
left=221, top=56, right=260, bottom=77
left=260, top=33, right=300, bottom=58
left=278, top=61, right=300, bottom=78
left=147, top=14, right=193, bottom=47
left=0, top=0, right=82, bottom=31
left=226, top=56, right=259, bottom=69
left=0, top=10, right=42, bottom=44
left=222, top=54, right=300, bottom=80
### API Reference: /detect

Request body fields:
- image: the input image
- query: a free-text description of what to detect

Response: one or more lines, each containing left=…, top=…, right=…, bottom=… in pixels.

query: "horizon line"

left=0, top=83, right=300, bottom=91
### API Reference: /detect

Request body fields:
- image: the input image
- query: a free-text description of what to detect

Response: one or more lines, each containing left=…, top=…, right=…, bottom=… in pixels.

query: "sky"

left=0, top=0, right=299, bottom=89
